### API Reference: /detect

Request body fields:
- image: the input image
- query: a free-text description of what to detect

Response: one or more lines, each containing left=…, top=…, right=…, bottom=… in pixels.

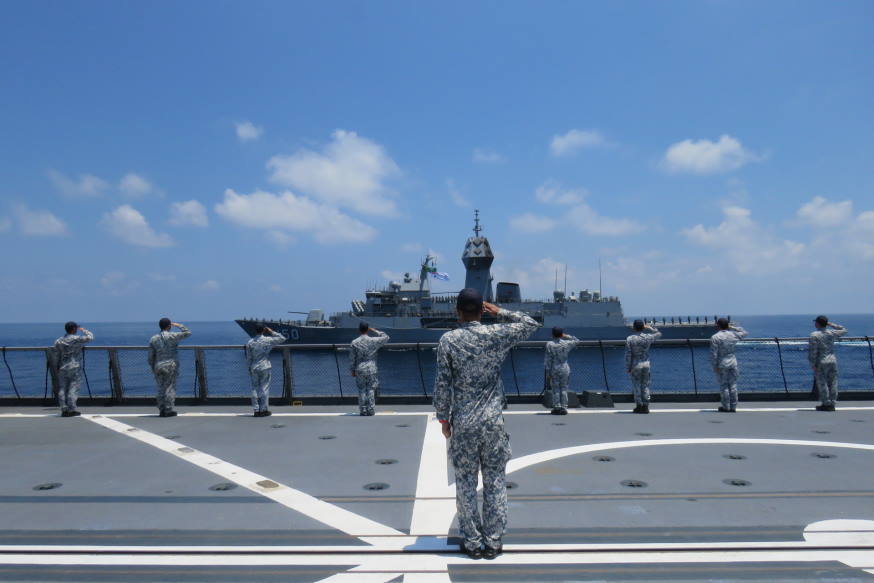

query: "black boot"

left=482, top=543, right=503, bottom=559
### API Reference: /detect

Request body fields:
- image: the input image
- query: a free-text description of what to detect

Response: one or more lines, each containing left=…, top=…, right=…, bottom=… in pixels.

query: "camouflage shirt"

left=709, top=326, right=749, bottom=368
left=808, top=325, right=847, bottom=367
left=246, top=332, right=287, bottom=371
left=349, top=330, right=390, bottom=375
left=434, top=309, right=540, bottom=430
left=624, top=328, right=662, bottom=370
left=544, top=335, right=579, bottom=370
left=148, top=325, right=192, bottom=369
left=53, top=330, right=94, bottom=371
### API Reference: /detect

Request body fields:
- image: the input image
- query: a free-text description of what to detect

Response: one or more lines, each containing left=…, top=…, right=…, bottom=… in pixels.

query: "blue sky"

left=1, top=0, right=872, bottom=323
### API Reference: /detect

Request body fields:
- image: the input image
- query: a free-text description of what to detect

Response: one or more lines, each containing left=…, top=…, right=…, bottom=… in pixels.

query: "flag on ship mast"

left=425, top=264, right=450, bottom=281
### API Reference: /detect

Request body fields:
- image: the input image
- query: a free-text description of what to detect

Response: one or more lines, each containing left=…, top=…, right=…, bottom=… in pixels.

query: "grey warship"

left=237, top=212, right=714, bottom=342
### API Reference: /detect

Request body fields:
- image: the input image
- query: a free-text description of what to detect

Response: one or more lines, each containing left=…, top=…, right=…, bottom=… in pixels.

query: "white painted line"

left=503, top=406, right=874, bottom=415
left=314, top=573, right=402, bottom=583
left=506, top=438, right=874, bottom=477
left=409, top=414, right=454, bottom=536
left=402, top=573, right=452, bottom=583
left=1, top=549, right=873, bottom=567
left=84, top=415, right=404, bottom=539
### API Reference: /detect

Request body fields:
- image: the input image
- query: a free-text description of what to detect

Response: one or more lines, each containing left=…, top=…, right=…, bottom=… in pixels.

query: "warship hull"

left=236, top=318, right=714, bottom=343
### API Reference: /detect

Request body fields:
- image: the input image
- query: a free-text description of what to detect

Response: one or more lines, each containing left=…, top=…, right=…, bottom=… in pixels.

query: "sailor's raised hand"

left=482, top=302, right=500, bottom=316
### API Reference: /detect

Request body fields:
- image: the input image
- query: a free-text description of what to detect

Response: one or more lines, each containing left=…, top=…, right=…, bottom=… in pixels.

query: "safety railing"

left=1, top=338, right=873, bottom=404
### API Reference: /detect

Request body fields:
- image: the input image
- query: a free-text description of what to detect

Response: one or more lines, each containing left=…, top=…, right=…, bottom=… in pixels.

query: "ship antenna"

left=473, top=209, right=481, bottom=237
left=598, top=258, right=603, bottom=299
left=564, top=264, right=567, bottom=294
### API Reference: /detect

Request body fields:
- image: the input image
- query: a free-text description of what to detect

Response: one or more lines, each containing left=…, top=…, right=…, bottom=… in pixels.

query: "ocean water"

left=1, top=314, right=872, bottom=400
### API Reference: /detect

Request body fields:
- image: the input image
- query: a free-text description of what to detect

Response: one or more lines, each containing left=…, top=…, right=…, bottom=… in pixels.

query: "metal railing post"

left=598, top=340, right=610, bottom=392
left=415, top=343, right=428, bottom=397
left=282, top=347, right=293, bottom=403
left=195, top=348, right=208, bottom=401
left=108, top=349, right=124, bottom=403
left=687, top=339, right=698, bottom=396
left=332, top=345, right=345, bottom=399
left=774, top=338, right=789, bottom=394
left=866, top=337, right=874, bottom=384
left=509, top=347, right=522, bottom=396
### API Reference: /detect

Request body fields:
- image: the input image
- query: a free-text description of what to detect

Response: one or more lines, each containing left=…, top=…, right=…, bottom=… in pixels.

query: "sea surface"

left=1, top=314, right=872, bottom=401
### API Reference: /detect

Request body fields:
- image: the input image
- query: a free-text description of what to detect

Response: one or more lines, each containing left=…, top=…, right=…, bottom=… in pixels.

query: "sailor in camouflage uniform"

left=544, top=327, right=579, bottom=415
left=148, top=318, right=191, bottom=417
left=434, top=288, right=539, bottom=559
left=809, top=315, right=847, bottom=411
left=709, top=318, right=748, bottom=412
left=349, top=322, right=390, bottom=416
left=625, top=320, right=661, bottom=414
left=245, top=324, right=287, bottom=417
left=52, top=322, right=93, bottom=417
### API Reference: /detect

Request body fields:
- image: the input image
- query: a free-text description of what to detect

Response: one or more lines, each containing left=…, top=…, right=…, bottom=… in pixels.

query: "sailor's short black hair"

left=716, top=317, right=730, bottom=330
left=64, top=321, right=78, bottom=334
left=359, top=321, right=369, bottom=333
left=254, top=324, right=266, bottom=335
left=633, top=319, right=645, bottom=331
left=159, top=317, right=172, bottom=331
left=457, top=288, right=483, bottom=315
left=815, top=315, right=828, bottom=328
left=552, top=326, right=563, bottom=338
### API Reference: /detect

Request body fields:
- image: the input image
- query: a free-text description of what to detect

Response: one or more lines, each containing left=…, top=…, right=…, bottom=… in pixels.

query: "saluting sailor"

left=544, top=326, right=579, bottom=415
left=245, top=324, right=287, bottom=417
left=709, top=318, right=748, bottom=413
left=349, top=321, right=390, bottom=416
left=148, top=318, right=191, bottom=417
left=625, top=320, right=661, bottom=414
left=809, top=315, right=847, bottom=411
left=52, top=322, right=93, bottom=417
left=434, top=288, right=539, bottom=559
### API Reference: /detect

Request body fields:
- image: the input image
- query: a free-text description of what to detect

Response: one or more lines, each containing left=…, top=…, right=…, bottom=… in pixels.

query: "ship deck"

left=2, top=402, right=874, bottom=582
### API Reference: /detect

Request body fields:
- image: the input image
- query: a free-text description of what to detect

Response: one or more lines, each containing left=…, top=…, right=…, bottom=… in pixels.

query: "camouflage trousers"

left=630, top=363, right=651, bottom=405
left=249, top=368, right=271, bottom=412
left=815, top=362, right=839, bottom=406
left=355, top=371, right=377, bottom=416
left=548, top=365, right=570, bottom=409
left=57, top=367, right=82, bottom=412
left=449, top=421, right=512, bottom=552
left=716, top=365, right=739, bottom=409
left=153, top=361, right=178, bottom=412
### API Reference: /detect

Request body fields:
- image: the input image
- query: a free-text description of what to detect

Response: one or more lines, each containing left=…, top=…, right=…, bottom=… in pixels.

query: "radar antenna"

left=473, top=209, right=482, bottom=237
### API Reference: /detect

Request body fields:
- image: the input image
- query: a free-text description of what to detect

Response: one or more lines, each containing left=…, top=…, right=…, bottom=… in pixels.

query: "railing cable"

left=774, top=338, right=789, bottom=394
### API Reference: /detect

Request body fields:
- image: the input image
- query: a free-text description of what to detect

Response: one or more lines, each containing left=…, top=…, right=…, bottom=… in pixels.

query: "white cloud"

left=401, top=242, right=424, bottom=253
left=535, top=181, right=587, bottom=205
left=13, top=204, right=68, bottom=236
left=568, top=203, right=642, bottom=236
left=148, top=272, right=176, bottom=282
left=235, top=121, right=263, bottom=142
left=119, top=173, right=155, bottom=198
left=472, top=148, right=504, bottom=164
left=549, top=129, right=604, bottom=157
left=381, top=270, right=405, bottom=282
left=266, top=129, right=400, bottom=216
left=267, top=230, right=295, bottom=248
left=662, top=134, right=760, bottom=174
left=215, top=188, right=377, bottom=244
left=269, top=284, right=281, bottom=293
left=796, top=196, right=854, bottom=228
left=169, top=200, right=209, bottom=227
left=199, top=280, right=220, bottom=291
left=509, top=213, right=557, bottom=233
left=48, top=169, right=109, bottom=197
left=101, top=205, right=174, bottom=248
left=100, top=271, right=139, bottom=295
left=447, top=179, right=470, bottom=208
left=683, top=206, right=805, bottom=273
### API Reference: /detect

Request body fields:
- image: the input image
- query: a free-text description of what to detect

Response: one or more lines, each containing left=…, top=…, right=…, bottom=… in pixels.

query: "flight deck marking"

left=83, top=415, right=404, bottom=540
left=408, top=414, right=451, bottom=536
left=2, top=406, right=874, bottom=419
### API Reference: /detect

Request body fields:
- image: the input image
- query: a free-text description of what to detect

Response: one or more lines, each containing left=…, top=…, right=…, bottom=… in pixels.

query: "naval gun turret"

left=462, top=210, right=494, bottom=302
